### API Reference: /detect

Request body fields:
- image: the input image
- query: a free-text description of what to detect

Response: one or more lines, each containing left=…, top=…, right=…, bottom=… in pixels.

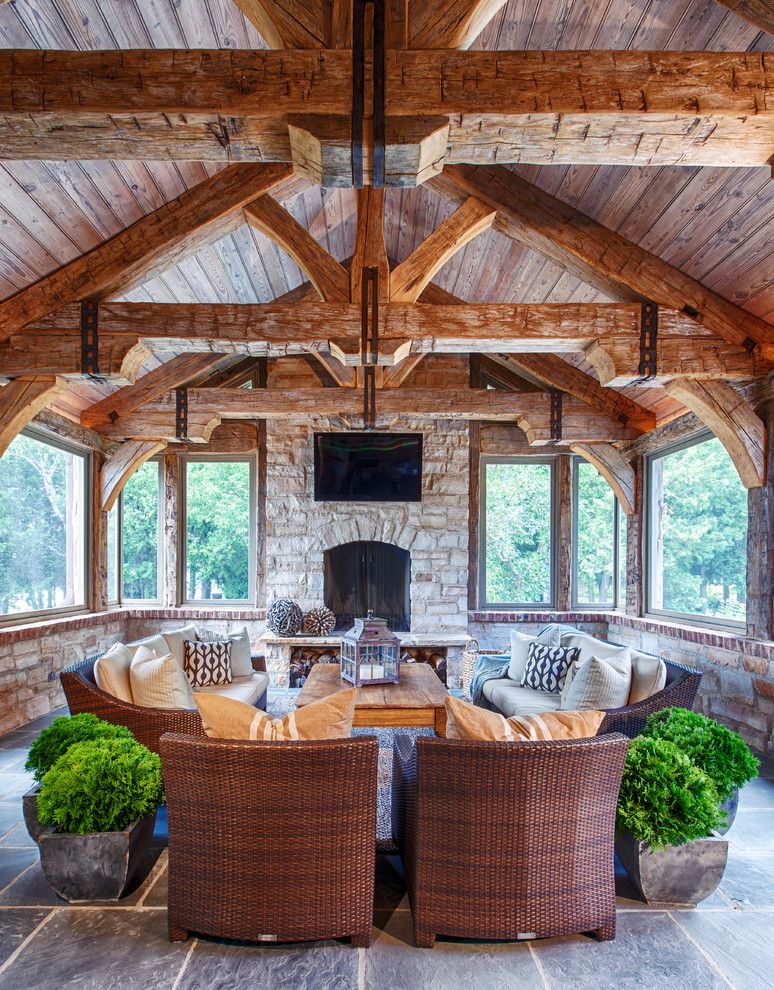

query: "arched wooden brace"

left=0, top=376, right=69, bottom=458
left=569, top=442, right=637, bottom=516
left=665, top=379, right=766, bottom=489
left=101, top=439, right=167, bottom=512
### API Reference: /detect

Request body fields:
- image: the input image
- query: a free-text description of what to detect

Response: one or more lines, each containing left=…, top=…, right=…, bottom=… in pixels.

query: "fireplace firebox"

left=324, top=541, right=410, bottom=631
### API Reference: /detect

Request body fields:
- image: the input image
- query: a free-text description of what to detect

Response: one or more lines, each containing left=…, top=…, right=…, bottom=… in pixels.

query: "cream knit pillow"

left=561, top=650, right=632, bottom=711
left=94, top=642, right=133, bottom=704
left=130, top=645, right=195, bottom=710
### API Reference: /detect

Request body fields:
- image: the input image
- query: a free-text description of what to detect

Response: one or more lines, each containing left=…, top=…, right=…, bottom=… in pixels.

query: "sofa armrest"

left=251, top=655, right=267, bottom=673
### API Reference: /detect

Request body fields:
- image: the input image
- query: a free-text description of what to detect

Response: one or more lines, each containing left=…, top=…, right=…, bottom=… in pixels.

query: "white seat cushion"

left=482, top=679, right=562, bottom=718
left=194, top=672, right=269, bottom=707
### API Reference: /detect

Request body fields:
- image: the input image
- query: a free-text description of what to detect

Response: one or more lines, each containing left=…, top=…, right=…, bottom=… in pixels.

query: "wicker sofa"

left=60, top=629, right=269, bottom=754
left=392, top=732, right=629, bottom=947
left=472, top=625, right=702, bottom=739
left=160, top=732, right=378, bottom=945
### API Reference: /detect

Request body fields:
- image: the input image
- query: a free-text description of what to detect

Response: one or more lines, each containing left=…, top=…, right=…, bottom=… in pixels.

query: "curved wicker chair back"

left=599, top=657, right=701, bottom=738
left=392, top=732, right=629, bottom=948
left=159, top=733, right=378, bottom=946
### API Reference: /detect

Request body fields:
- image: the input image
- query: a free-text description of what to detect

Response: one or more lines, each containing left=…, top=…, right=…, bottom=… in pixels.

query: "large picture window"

left=647, top=435, right=747, bottom=625
left=121, top=459, right=162, bottom=602
left=0, top=431, right=88, bottom=619
left=182, top=456, right=254, bottom=604
left=572, top=458, right=624, bottom=608
left=480, top=457, right=555, bottom=608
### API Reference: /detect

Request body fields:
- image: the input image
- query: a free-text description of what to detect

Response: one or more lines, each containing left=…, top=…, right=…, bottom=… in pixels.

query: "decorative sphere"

left=267, top=599, right=304, bottom=636
left=302, top=606, right=336, bottom=637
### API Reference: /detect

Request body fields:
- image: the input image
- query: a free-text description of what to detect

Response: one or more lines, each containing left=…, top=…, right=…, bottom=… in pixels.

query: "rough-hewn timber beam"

left=0, top=163, right=295, bottom=340
left=94, top=387, right=641, bottom=444
left=432, top=164, right=774, bottom=354
left=351, top=188, right=390, bottom=303
left=664, top=379, right=766, bottom=488
left=232, top=0, right=330, bottom=48
left=0, top=334, right=151, bottom=381
left=715, top=1, right=774, bottom=36
left=409, top=0, right=509, bottom=48
left=81, top=353, right=227, bottom=429
left=389, top=196, right=496, bottom=303
left=569, top=442, right=637, bottom=515
left=381, top=354, right=425, bottom=387
left=1, top=51, right=770, bottom=168
left=244, top=195, right=350, bottom=302
left=0, top=376, right=70, bottom=457
left=101, top=439, right=167, bottom=511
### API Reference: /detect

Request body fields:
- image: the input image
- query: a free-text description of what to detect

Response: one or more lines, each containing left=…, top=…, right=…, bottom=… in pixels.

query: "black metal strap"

left=80, top=300, right=101, bottom=378
left=352, top=0, right=385, bottom=188
left=175, top=387, right=189, bottom=443
left=361, top=265, right=379, bottom=428
left=549, top=389, right=562, bottom=443
left=637, top=302, right=659, bottom=382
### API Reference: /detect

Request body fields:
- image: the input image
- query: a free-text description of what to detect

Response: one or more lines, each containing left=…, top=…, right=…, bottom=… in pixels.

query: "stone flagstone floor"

left=0, top=698, right=772, bottom=989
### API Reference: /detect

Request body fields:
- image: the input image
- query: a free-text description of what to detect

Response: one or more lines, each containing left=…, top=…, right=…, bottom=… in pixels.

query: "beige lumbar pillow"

left=561, top=650, right=632, bottom=711
left=197, top=626, right=253, bottom=679
left=195, top=688, right=357, bottom=741
left=445, top=695, right=604, bottom=742
left=94, top=642, right=133, bottom=704
left=130, top=644, right=196, bottom=710
left=162, top=624, right=199, bottom=669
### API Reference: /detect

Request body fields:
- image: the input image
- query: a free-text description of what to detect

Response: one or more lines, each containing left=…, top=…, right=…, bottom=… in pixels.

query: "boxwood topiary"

left=616, top=736, right=725, bottom=850
left=643, top=707, right=759, bottom=801
left=25, top=713, right=136, bottom=784
left=37, top=737, right=164, bottom=835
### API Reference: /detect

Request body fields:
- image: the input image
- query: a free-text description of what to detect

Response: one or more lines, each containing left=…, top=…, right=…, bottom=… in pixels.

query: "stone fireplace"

left=324, top=541, right=411, bottom=631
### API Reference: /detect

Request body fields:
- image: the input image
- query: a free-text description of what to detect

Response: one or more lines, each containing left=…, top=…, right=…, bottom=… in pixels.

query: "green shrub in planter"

left=25, top=713, right=135, bottom=784
left=616, top=737, right=724, bottom=850
left=37, top=737, right=164, bottom=835
left=643, top=707, right=759, bottom=801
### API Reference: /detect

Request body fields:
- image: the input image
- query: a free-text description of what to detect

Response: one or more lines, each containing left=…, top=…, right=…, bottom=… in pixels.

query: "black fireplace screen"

left=324, top=541, right=410, bottom=631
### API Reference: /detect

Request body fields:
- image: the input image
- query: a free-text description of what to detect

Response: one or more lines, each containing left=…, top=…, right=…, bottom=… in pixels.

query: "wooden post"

left=255, top=358, right=268, bottom=609
left=626, top=455, right=645, bottom=617
left=91, top=451, right=108, bottom=612
left=746, top=399, right=774, bottom=640
left=163, top=450, right=179, bottom=608
left=556, top=454, right=572, bottom=611
left=468, top=355, right=481, bottom=610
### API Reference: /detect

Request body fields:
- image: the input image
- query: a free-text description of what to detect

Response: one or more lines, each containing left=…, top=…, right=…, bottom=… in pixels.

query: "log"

left=0, top=334, right=151, bottom=382
left=101, top=439, right=167, bottom=512
left=0, top=376, right=70, bottom=457
left=715, top=1, right=774, bottom=36
left=570, top=442, right=637, bottom=515
left=409, top=0, right=510, bottom=49
left=232, top=0, right=329, bottom=48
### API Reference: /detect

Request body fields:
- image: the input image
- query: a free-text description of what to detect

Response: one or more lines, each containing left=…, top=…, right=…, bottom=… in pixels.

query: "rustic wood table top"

left=297, top=662, right=447, bottom=710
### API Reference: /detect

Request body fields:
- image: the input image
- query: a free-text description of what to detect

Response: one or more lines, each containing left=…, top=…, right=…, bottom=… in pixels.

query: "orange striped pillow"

left=195, top=688, right=357, bottom=741
left=445, top=695, right=604, bottom=742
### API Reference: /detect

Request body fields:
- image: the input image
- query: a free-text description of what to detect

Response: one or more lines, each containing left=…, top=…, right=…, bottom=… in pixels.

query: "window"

left=182, top=457, right=254, bottom=604
left=0, top=431, right=88, bottom=619
left=480, top=457, right=555, bottom=608
left=121, top=459, right=161, bottom=602
left=572, top=458, right=625, bottom=608
left=647, top=435, right=747, bottom=625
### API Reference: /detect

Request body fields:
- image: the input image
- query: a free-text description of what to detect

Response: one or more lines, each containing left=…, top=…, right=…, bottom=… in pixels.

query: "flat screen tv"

left=314, top=433, right=422, bottom=503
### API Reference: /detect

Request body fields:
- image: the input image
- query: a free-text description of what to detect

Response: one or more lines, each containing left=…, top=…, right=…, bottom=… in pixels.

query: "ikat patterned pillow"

left=183, top=640, right=233, bottom=688
left=520, top=642, right=580, bottom=694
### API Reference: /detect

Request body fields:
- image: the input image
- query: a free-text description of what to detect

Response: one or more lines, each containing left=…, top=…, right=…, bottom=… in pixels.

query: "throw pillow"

left=628, top=652, right=667, bottom=704
left=445, top=696, right=604, bottom=742
left=94, top=642, right=133, bottom=704
left=197, top=626, right=253, bottom=679
left=130, top=645, right=196, bottom=710
left=183, top=640, right=233, bottom=688
left=127, top=634, right=169, bottom=659
left=162, top=624, right=199, bottom=669
left=561, top=650, right=633, bottom=711
left=521, top=642, right=579, bottom=694
left=195, top=688, right=357, bottom=741
left=508, top=629, right=541, bottom=683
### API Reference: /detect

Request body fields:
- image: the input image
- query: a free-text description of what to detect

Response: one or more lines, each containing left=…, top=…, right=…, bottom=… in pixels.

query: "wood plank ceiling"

left=0, top=0, right=772, bottom=424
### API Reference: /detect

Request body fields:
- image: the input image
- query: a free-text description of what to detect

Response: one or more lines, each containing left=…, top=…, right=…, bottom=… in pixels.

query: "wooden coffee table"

left=296, top=662, right=448, bottom=736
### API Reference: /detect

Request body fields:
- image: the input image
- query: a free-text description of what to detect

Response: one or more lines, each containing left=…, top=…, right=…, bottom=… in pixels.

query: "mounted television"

left=314, top=433, right=422, bottom=503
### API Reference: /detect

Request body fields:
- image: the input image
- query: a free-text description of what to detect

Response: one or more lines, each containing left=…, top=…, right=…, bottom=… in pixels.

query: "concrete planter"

left=38, top=810, right=157, bottom=903
left=22, top=784, right=44, bottom=844
left=615, top=831, right=728, bottom=907
left=716, top=787, right=739, bottom=836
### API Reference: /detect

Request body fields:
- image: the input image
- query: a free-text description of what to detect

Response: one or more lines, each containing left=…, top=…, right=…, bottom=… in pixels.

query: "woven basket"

left=460, top=639, right=480, bottom=701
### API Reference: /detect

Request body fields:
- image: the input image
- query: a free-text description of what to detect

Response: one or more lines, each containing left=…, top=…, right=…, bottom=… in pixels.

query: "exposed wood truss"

left=0, top=376, right=69, bottom=457
left=664, top=379, right=767, bottom=489
left=715, top=1, right=774, bottom=35
left=233, top=0, right=330, bottom=48
left=101, top=439, right=167, bottom=512
left=1, top=50, right=771, bottom=170
left=432, top=164, right=774, bottom=355
left=0, top=163, right=295, bottom=340
left=409, top=1, right=510, bottom=48
left=569, top=443, right=637, bottom=516
left=0, top=333, right=151, bottom=381
left=93, top=388, right=642, bottom=445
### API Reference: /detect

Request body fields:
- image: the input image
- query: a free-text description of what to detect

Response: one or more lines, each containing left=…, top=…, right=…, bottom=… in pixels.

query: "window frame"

left=570, top=455, right=623, bottom=611
left=117, top=456, right=164, bottom=606
left=644, top=430, right=747, bottom=631
left=179, top=452, right=256, bottom=607
left=0, top=427, right=92, bottom=626
left=478, top=454, right=558, bottom=611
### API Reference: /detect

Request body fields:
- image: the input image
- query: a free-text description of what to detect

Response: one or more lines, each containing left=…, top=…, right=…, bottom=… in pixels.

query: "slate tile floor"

left=0, top=704, right=772, bottom=989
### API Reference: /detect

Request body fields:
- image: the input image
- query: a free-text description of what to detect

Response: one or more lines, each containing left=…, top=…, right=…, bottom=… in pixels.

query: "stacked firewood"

left=289, top=646, right=448, bottom=688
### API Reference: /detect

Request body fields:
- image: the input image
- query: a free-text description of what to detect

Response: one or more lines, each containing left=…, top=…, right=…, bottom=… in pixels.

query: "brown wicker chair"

left=60, top=651, right=268, bottom=754
left=159, top=732, right=378, bottom=946
left=392, top=732, right=629, bottom=948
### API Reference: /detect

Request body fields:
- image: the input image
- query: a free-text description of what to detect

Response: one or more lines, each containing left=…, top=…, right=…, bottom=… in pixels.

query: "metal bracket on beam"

left=80, top=300, right=102, bottom=380
left=549, top=389, right=563, bottom=444
left=352, top=0, right=385, bottom=189
left=636, top=301, right=659, bottom=383
left=175, top=387, right=190, bottom=443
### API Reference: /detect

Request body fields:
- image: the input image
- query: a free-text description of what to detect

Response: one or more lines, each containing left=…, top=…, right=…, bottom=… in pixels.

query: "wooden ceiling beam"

left=0, top=163, right=294, bottom=340
left=715, top=1, right=774, bottom=36
left=94, top=387, right=641, bottom=444
left=409, top=0, right=509, bottom=48
left=101, top=439, right=167, bottom=512
left=0, top=334, right=151, bottom=381
left=432, top=164, right=774, bottom=355
left=664, top=379, right=767, bottom=488
left=389, top=196, right=497, bottom=303
left=232, top=1, right=330, bottom=48
left=380, top=354, right=425, bottom=387
left=0, top=376, right=70, bottom=458
left=569, top=442, right=637, bottom=515
left=351, top=188, right=390, bottom=303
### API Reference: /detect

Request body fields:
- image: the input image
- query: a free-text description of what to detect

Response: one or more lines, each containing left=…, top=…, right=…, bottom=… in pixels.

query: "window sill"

left=0, top=609, right=124, bottom=645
